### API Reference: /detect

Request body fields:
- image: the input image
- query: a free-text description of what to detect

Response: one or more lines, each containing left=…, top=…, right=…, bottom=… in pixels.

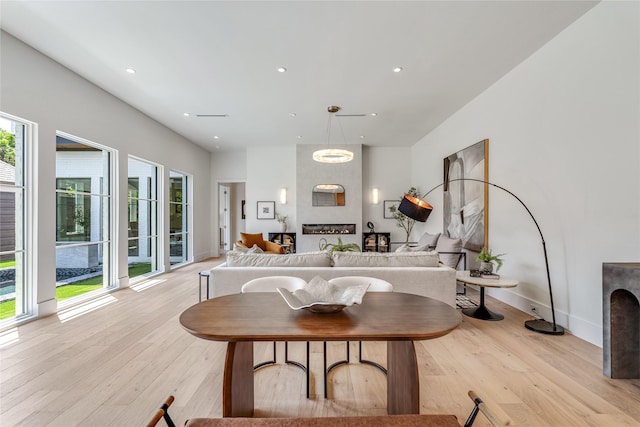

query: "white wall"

left=362, top=146, right=414, bottom=247
left=411, top=1, right=640, bottom=345
left=246, top=146, right=296, bottom=239
left=0, top=32, right=213, bottom=317
left=211, top=145, right=416, bottom=254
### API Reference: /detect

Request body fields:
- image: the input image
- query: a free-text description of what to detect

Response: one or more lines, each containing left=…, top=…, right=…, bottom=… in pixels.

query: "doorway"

left=218, top=182, right=245, bottom=253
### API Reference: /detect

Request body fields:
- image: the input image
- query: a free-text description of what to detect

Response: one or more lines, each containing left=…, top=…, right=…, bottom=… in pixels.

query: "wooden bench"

left=147, top=391, right=510, bottom=427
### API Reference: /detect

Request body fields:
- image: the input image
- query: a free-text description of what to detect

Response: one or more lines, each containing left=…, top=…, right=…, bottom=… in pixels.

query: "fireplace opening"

left=603, top=263, right=640, bottom=379
left=302, top=224, right=356, bottom=235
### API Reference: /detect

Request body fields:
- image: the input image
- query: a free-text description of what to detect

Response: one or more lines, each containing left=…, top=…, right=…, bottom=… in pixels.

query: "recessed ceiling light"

left=370, top=113, right=378, bottom=117
left=297, top=135, right=303, bottom=139
left=277, top=67, right=287, bottom=73
left=213, top=135, right=220, bottom=139
left=289, top=113, right=297, bottom=117
left=360, top=135, right=366, bottom=139
left=125, top=67, right=136, bottom=74
left=393, top=66, right=403, bottom=73
left=183, top=112, right=190, bottom=117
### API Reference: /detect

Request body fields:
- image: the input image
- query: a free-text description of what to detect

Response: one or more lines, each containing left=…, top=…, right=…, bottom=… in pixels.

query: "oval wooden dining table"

left=179, top=291, right=461, bottom=417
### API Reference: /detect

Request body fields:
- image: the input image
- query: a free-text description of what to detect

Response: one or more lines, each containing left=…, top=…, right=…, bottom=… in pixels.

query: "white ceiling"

left=0, top=1, right=598, bottom=153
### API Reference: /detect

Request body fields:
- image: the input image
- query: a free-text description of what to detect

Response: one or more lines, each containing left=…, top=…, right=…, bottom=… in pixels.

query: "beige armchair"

left=236, top=232, right=284, bottom=254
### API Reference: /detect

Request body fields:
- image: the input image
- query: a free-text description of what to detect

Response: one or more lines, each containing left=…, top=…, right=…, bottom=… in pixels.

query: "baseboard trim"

left=486, top=288, right=602, bottom=347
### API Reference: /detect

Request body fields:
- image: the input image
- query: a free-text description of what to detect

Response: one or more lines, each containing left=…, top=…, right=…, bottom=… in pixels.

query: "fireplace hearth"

left=602, top=263, right=640, bottom=378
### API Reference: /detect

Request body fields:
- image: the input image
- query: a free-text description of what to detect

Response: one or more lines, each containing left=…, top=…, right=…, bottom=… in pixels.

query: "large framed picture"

left=384, top=200, right=399, bottom=219
left=257, top=201, right=275, bottom=220
left=443, top=139, right=489, bottom=251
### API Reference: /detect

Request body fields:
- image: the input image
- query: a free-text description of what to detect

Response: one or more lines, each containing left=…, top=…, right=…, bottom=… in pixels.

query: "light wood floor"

left=1, top=258, right=639, bottom=426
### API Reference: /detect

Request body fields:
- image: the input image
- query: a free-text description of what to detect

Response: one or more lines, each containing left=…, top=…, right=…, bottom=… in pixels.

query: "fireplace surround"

left=602, top=263, right=640, bottom=378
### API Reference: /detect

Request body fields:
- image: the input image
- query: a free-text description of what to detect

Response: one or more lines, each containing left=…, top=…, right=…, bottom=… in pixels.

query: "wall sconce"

left=279, top=188, right=287, bottom=204
left=371, top=188, right=380, bottom=204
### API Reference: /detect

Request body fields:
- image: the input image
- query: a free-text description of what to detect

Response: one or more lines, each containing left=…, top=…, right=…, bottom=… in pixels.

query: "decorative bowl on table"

left=277, top=276, right=370, bottom=313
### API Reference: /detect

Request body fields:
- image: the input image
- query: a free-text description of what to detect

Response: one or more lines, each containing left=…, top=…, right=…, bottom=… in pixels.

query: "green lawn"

left=0, top=260, right=16, bottom=268
left=0, top=263, right=153, bottom=320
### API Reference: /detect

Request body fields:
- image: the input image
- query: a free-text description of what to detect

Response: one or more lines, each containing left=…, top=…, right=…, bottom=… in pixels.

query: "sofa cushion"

left=332, top=251, right=439, bottom=268
left=246, top=244, right=264, bottom=254
left=240, top=232, right=266, bottom=251
left=435, top=235, right=463, bottom=268
left=226, top=251, right=332, bottom=268
left=395, top=243, right=429, bottom=253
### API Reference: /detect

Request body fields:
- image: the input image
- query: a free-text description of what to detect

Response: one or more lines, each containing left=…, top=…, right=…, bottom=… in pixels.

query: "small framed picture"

left=384, top=200, right=399, bottom=219
left=257, top=201, right=275, bottom=220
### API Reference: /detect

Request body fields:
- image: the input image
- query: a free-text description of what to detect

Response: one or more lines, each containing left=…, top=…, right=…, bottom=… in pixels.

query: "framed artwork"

left=443, top=139, right=489, bottom=251
left=257, top=201, right=275, bottom=220
left=384, top=200, right=399, bottom=219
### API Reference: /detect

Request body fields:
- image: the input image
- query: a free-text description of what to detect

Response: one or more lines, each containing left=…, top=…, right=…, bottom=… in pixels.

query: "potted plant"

left=319, top=237, right=361, bottom=254
left=477, top=247, right=505, bottom=273
left=389, top=187, right=419, bottom=243
left=276, top=213, right=288, bottom=232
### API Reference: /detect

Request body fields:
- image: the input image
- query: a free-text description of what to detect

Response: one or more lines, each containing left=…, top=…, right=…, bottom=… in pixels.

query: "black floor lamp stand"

left=399, top=178, right=564, bottom=335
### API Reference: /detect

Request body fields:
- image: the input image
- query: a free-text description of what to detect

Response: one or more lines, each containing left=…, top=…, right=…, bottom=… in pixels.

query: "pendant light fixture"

left=313, top=105, right=354, bottom=163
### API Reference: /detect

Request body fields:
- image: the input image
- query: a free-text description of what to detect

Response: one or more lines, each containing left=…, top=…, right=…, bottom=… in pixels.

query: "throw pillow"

left=233, top=243, right=249, bottom=253
left=435, top=235, right=463, bottom=268
left=240, top=232, right=266, bottom=251
left=332, top=251, right=440, bottom=267
left=417, top=232, right=441, bottom=248
left=246, top=244, right=264, bottom=254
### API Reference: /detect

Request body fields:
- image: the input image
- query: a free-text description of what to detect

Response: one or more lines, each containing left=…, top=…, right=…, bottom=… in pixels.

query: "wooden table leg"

left=223, top=341, right=254, bottom=417
left=387, top=340, right=419, bottom=414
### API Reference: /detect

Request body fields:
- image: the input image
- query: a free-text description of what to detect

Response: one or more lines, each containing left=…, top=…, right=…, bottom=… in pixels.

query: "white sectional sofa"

left=207, top=250, right=457, bottom=307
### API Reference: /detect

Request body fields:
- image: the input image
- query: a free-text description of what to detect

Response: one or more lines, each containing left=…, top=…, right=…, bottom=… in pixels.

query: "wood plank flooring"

left=1, top=258, right=639, bottom=426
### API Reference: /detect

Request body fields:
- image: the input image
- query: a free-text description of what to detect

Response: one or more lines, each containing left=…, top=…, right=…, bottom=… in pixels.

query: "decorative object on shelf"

left=398, top=177, right=564, bottom=335
left=363, top=232, right=390, bottom=252
left=313, top=106, right=354, bottom=163
left=367, top=221, right=375, bottom=232
left=388, top=187, right=419, bottom=242
left=257, top=201, right=275, bottom=219
left=477, top=247, right=505, bottom=273
left=276, top=213, right=288, bottom=232
left=276, top=275, right=369, bottom=313
left=444, top=139, right=489, bottom=251
left=319, top=236, right=361, bottom=253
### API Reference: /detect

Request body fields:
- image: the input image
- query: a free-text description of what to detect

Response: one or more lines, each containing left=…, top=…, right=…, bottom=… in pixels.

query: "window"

left=128, top=157, right=160, bottom=278
left=55, top=133, right=114, bottom=302
left=169, top=170, right=190, bottom=266
left=0, top=114, right=33, bottom=322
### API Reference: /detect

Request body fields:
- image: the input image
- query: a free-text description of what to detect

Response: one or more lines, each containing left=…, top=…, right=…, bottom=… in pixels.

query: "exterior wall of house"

left=410, top=1, right=640, bottom=346
left=0, top=32, right=213, bottom=319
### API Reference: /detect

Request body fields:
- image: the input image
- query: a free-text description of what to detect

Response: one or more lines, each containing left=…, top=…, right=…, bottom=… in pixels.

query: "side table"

left=455, top=271, right=518, bottom=321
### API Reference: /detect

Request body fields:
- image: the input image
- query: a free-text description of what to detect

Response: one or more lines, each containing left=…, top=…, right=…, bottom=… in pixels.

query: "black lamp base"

left=524, top=319, right=565, bottom=335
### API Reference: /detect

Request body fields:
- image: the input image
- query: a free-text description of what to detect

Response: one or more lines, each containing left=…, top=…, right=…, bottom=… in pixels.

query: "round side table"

left=456, top=271, right=518, bottom=321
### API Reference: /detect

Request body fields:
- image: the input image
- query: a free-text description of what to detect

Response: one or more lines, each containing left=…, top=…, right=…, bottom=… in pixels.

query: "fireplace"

left=302, top=224, right=356, bottom=235
left=602, top=263, right=640, bottom=378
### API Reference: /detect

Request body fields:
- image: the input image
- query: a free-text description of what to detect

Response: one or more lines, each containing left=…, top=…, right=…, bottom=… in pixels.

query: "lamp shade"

left=398, top=194, right=433, bottom=222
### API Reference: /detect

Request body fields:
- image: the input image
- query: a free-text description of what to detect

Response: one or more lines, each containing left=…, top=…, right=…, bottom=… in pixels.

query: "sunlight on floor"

left=0, top=327, right=19, bottom=348
left=57, top=294, right=117, bottom=323
left=130, top=278, right=167, bottom=292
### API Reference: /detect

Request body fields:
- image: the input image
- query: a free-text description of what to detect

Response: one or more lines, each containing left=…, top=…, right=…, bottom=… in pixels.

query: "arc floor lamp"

left=399, top=178, right=565, bottom=335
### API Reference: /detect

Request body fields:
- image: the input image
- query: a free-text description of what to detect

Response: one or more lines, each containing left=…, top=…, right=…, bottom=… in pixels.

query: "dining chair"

left=240, top=275, right=310, bottom=398
left=324, top=276, right=393, bottom=398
